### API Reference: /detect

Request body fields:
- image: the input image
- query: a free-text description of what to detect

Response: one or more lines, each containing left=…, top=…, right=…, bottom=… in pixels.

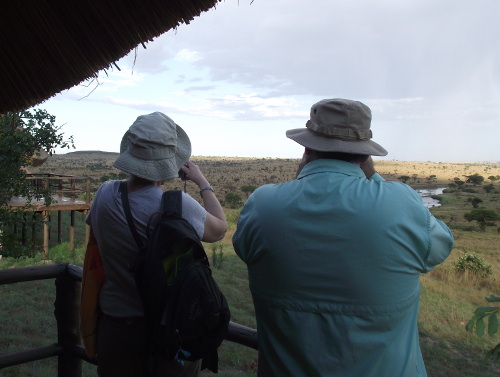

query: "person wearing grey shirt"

left=86, top=112, right=227, bottom=377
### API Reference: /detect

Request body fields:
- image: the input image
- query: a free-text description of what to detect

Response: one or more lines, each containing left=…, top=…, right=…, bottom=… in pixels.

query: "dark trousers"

left=97, top=314, right=201, bottom=377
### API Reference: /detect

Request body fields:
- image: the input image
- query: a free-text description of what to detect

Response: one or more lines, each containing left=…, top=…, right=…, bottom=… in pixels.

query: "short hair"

left=310, top=150, right=369, bottom=163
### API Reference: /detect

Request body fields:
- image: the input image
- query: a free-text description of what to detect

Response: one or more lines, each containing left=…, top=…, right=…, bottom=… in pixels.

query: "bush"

left=224, top=192, right=243, bottom=209
left=0, top=232, right=39, bottom=259
left=454, top=252, right=493, bottom=279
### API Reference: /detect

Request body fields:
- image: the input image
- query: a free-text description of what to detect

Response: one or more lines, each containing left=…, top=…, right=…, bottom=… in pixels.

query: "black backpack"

left=120, top=182, right=230, bottom=374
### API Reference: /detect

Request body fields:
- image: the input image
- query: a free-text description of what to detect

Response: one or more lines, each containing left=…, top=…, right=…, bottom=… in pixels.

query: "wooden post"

left=85, top=179, right=90, bottom=205
left=69, top=211, right=75, bottom=252
left=32, top=213, right=37, bottom=246
left=84, top=211, right=90, bottom=246
left=21, top=214, right=27, bottom=245
left=43, top=211, right=49, bottom=259
left=54, top=275, right=82, bottom=376
left=71, top=179, right=76, bottom=201
left=58, top=211, right=62, bottom=244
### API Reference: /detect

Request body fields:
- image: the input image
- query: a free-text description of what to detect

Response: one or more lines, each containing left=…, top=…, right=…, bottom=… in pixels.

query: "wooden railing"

left=5, top=174, right=93, bottom=255
left=0, top=263, right=258, bottom=376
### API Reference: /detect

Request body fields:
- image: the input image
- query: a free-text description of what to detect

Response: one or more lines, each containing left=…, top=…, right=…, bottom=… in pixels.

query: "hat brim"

left=286, top=128, right=388, bottom=156
left=113, top=124, right=191, bottom=181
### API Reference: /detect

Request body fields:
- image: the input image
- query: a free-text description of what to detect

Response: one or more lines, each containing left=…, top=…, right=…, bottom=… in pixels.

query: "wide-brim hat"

left=286, top=98, right=388, bottom=156
left=113, top=112, right=191, bottom=181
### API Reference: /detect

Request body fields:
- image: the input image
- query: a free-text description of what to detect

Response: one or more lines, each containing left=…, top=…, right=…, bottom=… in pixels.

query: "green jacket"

left=233, top=159, right=454, bottom=377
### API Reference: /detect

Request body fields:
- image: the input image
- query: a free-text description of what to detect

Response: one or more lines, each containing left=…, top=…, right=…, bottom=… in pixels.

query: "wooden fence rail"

left=0, top=263, right=258, bottom=376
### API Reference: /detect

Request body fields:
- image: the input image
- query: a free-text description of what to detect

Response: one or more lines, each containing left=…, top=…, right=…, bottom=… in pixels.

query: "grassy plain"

left=1, top=152, right=499, bottom=376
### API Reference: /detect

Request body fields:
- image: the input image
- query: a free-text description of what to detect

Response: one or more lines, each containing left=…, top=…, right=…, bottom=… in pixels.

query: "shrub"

left=0, top=232, right=39, bottom=259
left=454, top=252, right=493, bottom=279
left=210, top=242, right=224, bottom=270
left=224, top=192, right=243, bottom=209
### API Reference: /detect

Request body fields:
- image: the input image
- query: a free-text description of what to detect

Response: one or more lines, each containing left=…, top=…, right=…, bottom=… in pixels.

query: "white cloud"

left=42, top=0, right=500, bottom=161
left=174, top=49, right=202, bottom=62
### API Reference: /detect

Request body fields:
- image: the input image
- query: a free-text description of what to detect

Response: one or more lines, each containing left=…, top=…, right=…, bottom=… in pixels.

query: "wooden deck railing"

left=0, top=263, right=258, bottom=376
left=4, top=174, right=93, bottom=255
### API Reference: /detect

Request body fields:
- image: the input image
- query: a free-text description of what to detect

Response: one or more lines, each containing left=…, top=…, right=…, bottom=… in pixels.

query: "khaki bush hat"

left=286, top=98, right=388, bottom=156
left=113, top=112, right=191, bottom=181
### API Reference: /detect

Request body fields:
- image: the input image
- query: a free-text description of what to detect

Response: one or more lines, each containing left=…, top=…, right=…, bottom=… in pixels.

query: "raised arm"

left=180, top=160, right=227, bottom=242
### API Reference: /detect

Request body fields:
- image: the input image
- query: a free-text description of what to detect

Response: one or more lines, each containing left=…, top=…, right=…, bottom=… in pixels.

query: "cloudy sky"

left=41, top=0, right=499, bottom=162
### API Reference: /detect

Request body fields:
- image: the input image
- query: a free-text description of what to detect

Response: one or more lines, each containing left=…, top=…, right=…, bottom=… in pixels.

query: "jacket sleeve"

left=424, top=215, right=454, bottom=271
left=372, top=172, right=454, bottom=272
left=232, top=191, right=258, bottom=264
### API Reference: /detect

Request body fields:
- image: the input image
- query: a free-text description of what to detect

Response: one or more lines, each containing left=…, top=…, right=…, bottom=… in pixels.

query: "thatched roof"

left=0, top=0, right=221, bottom=113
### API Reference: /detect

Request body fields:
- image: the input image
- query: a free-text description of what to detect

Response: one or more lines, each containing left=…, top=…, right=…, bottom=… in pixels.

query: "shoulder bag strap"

left=119, top=181, right=144, bottom=250
left=161, top=190, right=183, bottom=217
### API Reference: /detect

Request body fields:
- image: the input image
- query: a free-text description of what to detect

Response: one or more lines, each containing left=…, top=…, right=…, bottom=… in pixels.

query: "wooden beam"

left=31, top=213, right=37, bottom=246
left=43, top=211, right=49, bottom=258
left=0, top=344, right=62, bottom=369
left=70, top=211, right=75, bottom=252
left=58, top=211, right=62, bottom=244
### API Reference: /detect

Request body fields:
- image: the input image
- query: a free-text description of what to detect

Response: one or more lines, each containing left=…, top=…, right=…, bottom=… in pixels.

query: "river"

left=416, top=187, right=446, bottom=208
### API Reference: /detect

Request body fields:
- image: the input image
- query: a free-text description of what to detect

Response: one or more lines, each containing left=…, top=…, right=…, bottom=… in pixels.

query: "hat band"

left=128, top=144, right=175, bottom=160
left=306, top=120, right=372, bottom=140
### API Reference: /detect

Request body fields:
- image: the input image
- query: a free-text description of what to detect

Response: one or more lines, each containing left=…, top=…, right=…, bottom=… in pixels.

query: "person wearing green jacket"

left=233, top=98, right=454, bottom=377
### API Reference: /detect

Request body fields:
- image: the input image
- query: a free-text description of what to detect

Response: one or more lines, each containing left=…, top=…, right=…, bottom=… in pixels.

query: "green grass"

left=2, top=236, right=499, bottom=376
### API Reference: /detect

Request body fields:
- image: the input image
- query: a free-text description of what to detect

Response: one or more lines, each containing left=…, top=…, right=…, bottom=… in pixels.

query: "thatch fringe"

left=0, top=0, right=221, bottom=113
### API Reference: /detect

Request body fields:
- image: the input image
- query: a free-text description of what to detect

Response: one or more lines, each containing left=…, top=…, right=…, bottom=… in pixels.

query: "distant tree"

left=426, top=174, right=437, bottom=184
left=483, top=184, right=495, bottom=194
left=241, top=185, right=258, bottom=198
left=453, top=177, right=465, bottom=189
left=488, top=175, right=498, bottom=183
left=467, top=197, right=483, bottom=208
left=398, top=175, right=410, bottom=184
left=464, top=173, right=485, bottom=186
left=464, top=208, right=500, bottom=231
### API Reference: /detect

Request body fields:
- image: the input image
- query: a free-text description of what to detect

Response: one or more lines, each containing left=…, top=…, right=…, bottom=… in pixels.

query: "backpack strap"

left=119, top=181, right=144, bottom=250
left=161, top=190, right=183, bottom=218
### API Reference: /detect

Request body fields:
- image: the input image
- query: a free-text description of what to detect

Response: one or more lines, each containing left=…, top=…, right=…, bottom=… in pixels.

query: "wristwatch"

left=199, top=185, right=214, bottom=196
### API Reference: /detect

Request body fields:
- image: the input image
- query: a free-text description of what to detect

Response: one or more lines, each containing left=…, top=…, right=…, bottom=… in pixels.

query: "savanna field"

left=1, top=152, right=499, bottom=376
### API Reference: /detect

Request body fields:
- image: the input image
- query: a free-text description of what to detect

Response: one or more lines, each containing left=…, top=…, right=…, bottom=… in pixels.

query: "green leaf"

left=466, top=316, right=478, bottom=332
left=476, top=317, right=485, bottom=337
left=488, top=314, right=499, bottom=337
left=474, top=306, right=498, bottom=316
left=485, top=295, right=500, bottom=303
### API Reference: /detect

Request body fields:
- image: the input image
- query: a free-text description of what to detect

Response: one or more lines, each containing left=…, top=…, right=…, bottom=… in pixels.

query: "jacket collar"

left=297, top=159, right=366, bottom=180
